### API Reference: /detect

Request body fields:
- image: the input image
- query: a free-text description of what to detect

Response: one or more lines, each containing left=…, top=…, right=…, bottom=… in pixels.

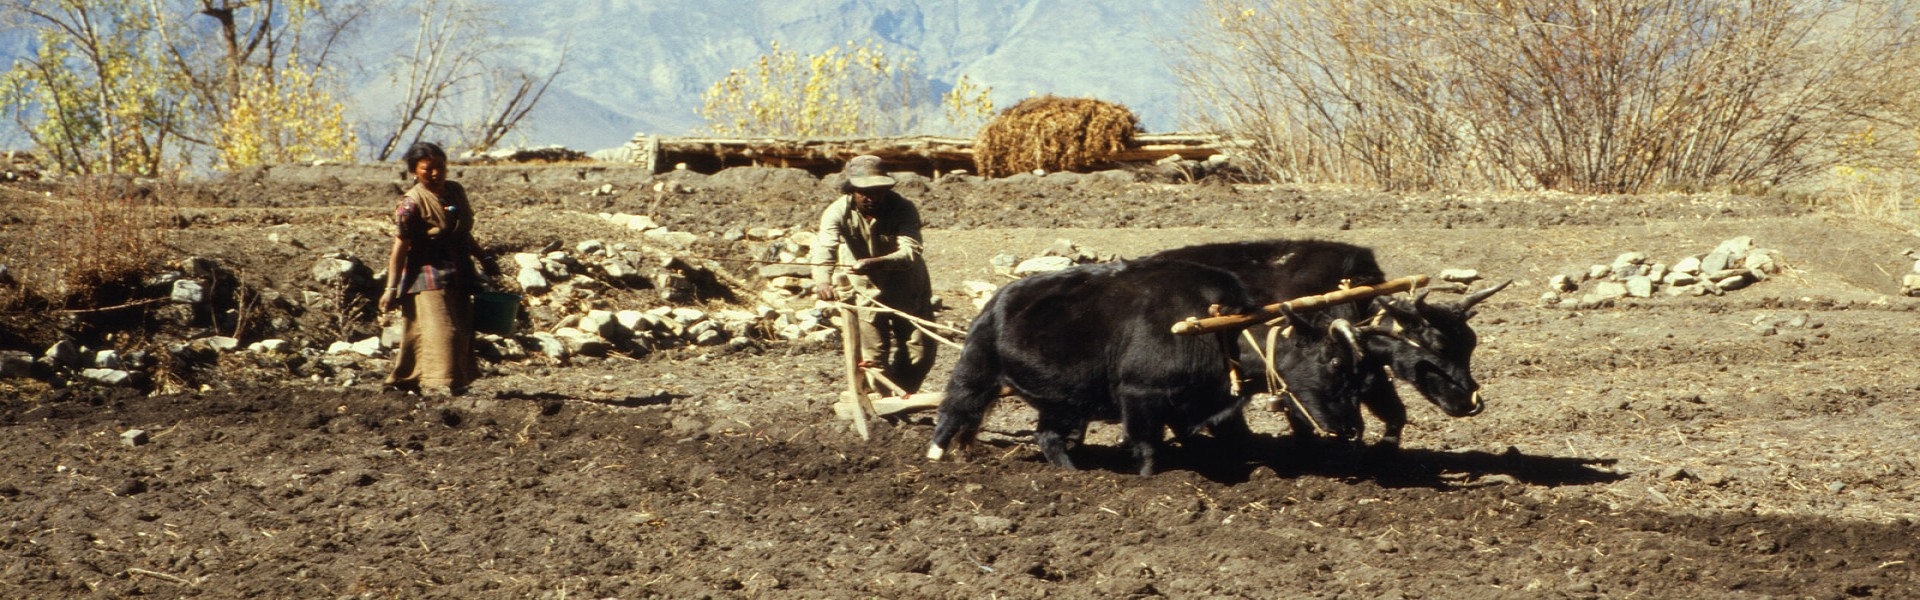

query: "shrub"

left=1174, top=0, right=1920, bottom=193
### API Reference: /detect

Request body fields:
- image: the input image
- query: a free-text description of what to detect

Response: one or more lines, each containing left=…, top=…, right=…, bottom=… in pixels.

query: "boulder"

left=1624, top=276, right=1654, bottom=298
left=1700, top=250, right=1731, bottom=273
left=526, top=332, right=570, bottom=360
left=644, top=230, right=700, bottom=248
left=1014, top=256, right=1075, bottom=276
left=601, top=257, right=643, bottom=285
left=44, top=340, right=77, bottom=368
left=80, top=368, right=134, bottom=387
left=1589, top=281, right=1629, bottom=301
left=0, top=351, right=33, bottom=378
left=1743, top=250, right=1781, bottom=276
left=513, top=253, right=543, bottom=270
left=1672, top=256, right=1703, bottom=274
left=758, top=262, right=814, bottom=279
left=615, top=310, right=647, bottom=333
left=91, top=350, right=123, bottom=369
left=989, top=254, right=1019, bottom=275
left=516, top=267, right=550, bottom=295
left=311, top=255, right=369, bottom=287
left=170, top=280, right=206, bottom=304
left=655, top=272, right=694, bottom=303
left=1547, top=274, right=1577, bottom=293
left=1438, top=269, right=1481, bottom=284
left=248, top=339, right=292, bottom=353
left=581, top=310, right=621, bottom=338
left=1713, top=236, right=1754, bottom=264
left=553, top=327, right=610, bottom=357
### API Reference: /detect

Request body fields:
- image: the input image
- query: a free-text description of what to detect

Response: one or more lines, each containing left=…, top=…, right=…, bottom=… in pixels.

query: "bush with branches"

left=1174, top=0, right=1920, bottom=193
left=700, top=40, right=993, bottom=137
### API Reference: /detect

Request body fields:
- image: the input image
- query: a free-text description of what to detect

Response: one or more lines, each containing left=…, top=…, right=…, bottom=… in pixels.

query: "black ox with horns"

left=926, top=239, right=1508, bottom=475
left=1146, top=239, right=1510, bottom=450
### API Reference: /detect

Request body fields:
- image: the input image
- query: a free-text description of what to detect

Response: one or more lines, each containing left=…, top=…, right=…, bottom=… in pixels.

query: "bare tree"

left=369, top=0, right=566, bottom=160
left=459, top=45, right=569, bottom=155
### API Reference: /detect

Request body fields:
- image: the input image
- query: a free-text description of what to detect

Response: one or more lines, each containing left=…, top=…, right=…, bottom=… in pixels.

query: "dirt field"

left=2, top=162, right=1918, bottom=598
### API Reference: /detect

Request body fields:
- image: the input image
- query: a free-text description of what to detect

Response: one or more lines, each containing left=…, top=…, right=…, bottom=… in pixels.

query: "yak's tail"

left=927, top=309, right=1003, bottom=461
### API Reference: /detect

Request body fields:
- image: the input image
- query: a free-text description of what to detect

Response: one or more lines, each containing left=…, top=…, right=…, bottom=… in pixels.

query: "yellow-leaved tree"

left=216, top=54, right=357, bottom=169
left=701, top=40, right=992, bottom=137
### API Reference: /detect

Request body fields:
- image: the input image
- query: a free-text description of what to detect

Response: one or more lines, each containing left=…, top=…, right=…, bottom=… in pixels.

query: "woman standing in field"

left=379, top=141, right=493, bottom=396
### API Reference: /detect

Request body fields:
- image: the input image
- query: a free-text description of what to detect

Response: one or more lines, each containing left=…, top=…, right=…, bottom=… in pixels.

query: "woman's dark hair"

left=401, top=141, right=447, bottom=167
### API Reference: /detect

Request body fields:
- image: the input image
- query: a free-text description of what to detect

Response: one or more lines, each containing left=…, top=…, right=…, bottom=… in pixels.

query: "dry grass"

left=1, top=177, right=176, bottom=308
left=973, top=96, right=1139, bottom=178
left=1174, top=0, right=1920, bottom=193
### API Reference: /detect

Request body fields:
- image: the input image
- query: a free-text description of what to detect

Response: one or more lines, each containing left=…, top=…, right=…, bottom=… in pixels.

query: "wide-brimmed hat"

left=843, top=155, right=896, bottom=189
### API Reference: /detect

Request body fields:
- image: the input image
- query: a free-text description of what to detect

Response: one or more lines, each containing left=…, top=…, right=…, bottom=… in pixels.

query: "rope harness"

left=1216, top=278, right=1423, bottom=438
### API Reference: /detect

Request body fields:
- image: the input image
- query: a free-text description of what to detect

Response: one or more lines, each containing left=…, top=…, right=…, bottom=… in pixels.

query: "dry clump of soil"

left=1, top=162, right=1918, bottom=598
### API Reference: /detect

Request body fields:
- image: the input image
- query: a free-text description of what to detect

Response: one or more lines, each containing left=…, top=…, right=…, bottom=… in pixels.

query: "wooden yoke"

left=1170, top=275, right=1431, bottom=336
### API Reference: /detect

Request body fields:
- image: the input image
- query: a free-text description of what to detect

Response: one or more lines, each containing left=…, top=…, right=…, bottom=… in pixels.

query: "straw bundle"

left=973, top=96, right=1140, bottom=178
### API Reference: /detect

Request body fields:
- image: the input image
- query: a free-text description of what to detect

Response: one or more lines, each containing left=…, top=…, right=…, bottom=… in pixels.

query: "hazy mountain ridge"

left=1, top=1, right=1199, bottom=154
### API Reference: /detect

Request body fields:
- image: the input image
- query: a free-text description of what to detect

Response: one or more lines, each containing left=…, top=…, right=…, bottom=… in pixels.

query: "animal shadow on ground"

left=970, top=432, right=1624, bottom=489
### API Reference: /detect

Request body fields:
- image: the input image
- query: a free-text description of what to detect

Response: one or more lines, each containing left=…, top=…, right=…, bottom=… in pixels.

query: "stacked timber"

left=606, top=133, right=1248, bottom=178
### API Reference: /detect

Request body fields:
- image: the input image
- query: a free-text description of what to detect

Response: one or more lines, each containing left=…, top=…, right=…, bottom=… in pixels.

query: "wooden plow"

left=1169, top=275, right=1430, bottom=336
left=830, top=302, right=966, bottom=439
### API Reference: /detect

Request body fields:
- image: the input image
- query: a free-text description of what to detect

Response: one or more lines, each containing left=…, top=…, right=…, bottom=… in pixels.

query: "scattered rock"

left=91, top=349, right=123, bottom=370
left=44, top=340, right=78, bottom=368
left=1672, top=256, right=1702, bottom=274
left=0, top=351, right=32, bottom=378
left=311, top=255, right=370, bottom=288
left=80, top=368, right=134, bottom=386
left=204, top=336, right=241, bottom=352
left=1548, top=274, right=1577, bottom=293
left=1625, top=276, right=1654, bottom=298
left=170, top=280, right=206, bottom=304
left=970, top=515, right=1016, bottom=535
left=516, top=267, right=550, bottom=295
left=121, top=429, right=150, bottom=447
left=989, top=254, right=1019, bottom=275
left=248, top=339, right=292, bottom=353
left=1014, top=256, right=1075, bottom=276
left=1589, top=281, right=1629, bottom=301
left=1438, top=268, right=1480, bottom=284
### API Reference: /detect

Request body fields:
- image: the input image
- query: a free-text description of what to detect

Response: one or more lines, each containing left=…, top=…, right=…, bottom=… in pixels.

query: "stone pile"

left=950, top=239, right=1119, bottom=309
left=1541, top=236, right=1785, bottom=308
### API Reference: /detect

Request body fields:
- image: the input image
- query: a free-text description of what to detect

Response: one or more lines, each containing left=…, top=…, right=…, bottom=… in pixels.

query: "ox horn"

left=1462, top=279, right=1513, bottom=311
left=1329, top=318, right=1364, bottom=358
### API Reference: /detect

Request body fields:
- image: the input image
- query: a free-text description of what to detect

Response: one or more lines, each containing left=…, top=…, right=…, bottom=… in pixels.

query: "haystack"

left=973, top=96, right=1140, bottom=178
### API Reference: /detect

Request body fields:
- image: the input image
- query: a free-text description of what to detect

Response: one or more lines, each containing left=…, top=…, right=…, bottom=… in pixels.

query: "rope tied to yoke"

left=1235, top=325, right=1332, bottom=435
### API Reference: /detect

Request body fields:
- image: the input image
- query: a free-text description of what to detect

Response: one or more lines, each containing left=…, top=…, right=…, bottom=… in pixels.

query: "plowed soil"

left=2, top=163, right=1918, bottom=598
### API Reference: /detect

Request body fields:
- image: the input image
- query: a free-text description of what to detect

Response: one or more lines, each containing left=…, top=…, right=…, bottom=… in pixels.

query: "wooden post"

left=1171, top=275, right=1431, bottom=336
left=840, top=307, right=872, bottom=440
